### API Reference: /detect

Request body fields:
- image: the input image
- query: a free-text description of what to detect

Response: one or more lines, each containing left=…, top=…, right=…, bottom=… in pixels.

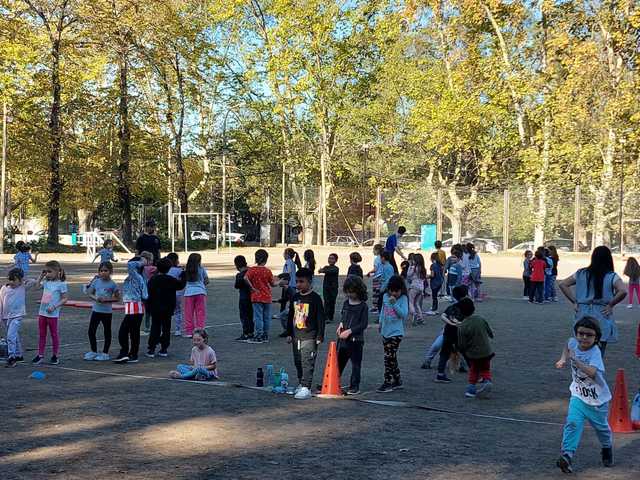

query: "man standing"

left=135, top=220, right=161, bottom=264
left=384, top=226, right=407, bottom=273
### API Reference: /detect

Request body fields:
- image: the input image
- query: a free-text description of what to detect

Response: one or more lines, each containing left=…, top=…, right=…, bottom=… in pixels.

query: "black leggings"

left=88, top=311, right=112, bottom=353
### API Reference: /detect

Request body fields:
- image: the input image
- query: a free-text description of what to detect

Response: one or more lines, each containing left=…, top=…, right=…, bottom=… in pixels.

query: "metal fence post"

left=503, top=189, right=510, bottom=250
left=375, top=186, right=381, bottom=243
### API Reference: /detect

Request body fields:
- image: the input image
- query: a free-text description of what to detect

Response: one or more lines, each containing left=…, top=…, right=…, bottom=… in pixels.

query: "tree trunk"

left=117, top=53, right=133, bottom=244
left=46, top=38, right=62, bottom=245
left=592, top=127, right=616, bottom=246
left=174, top=53, right=188, bottom=214
left=534, top=114, right=551, bottom=246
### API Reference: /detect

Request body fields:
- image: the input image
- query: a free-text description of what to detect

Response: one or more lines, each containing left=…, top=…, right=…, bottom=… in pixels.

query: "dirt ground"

left=1, top=247, right=639, bottom=479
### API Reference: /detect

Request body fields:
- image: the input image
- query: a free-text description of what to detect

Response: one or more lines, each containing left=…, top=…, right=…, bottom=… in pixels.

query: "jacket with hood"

left=122, top=260, right=148, bottom=303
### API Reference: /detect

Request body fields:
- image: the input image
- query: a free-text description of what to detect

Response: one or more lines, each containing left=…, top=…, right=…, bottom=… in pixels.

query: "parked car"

left=190, top=231, right=211, bottom=241
left=221, top=232, right=245, bottom=246
left=544, top=238, right=586, bottom=252
left=400, top=234, right=422, bottom=250
left=509, top=241, right=536, bottom=252
left=327, top=235, right=357, bottom=247
left=362, top=238, right=378, bottom=247
left=440, top=237, right=501, bottom=253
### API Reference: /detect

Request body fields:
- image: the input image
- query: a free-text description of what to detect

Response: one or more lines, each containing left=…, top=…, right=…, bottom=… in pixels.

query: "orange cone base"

left=608, top=369, right=634, bottom=433
left=318, top=341, right=342, bottom=397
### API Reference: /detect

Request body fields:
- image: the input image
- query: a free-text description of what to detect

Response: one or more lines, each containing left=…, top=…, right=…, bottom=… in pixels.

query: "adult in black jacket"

left=135, top=220, right=161, bottom=264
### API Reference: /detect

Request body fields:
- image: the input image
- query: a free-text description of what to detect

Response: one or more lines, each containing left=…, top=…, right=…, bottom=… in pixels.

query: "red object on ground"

left=608, top=368, right=634, bottom=433
left=318, top=341, right=342, bottom=397
left=65, top=300, right=125, bottom=311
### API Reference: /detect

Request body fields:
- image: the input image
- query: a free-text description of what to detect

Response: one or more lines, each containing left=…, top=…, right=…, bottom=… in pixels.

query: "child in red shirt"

left=528, top=249, right=546, bottom=304
left=245, top=249, right=285, bottom=343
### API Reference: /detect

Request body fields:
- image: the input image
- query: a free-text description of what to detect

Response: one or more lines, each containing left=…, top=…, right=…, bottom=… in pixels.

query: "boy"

left=434, top=240, right=446, bottom=266
left=457, top=301, right=494, bottom=398
left=555, top=317, right=613, bottom=473
left=319, top=253, right=339, bottom=323
left=245, top=249, right=285, bottom=344
left=233, top=255, right=254, bottom=342
left=287, top=268, right=326, bottom=400
left=347, top=252, right=363, bottom=278
left=146, top=258, right=186, bottom=357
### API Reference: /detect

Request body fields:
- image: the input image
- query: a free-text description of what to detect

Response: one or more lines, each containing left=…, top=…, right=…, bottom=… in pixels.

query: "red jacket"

left=530, top=258, right=546, bottom=282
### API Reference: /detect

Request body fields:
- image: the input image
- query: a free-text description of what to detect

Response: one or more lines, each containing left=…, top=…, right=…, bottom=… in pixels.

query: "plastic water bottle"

left=256, top=368, right=264, bottom=387
left=280, top=368, right=289, bottom=389
left=265, top=364, right=274, bottom=387
left=0, top=338, right=7, bottom=359
left=631, top=391, right=640, bottom=428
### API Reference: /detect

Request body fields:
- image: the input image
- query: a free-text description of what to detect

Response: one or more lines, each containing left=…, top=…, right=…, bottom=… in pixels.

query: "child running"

left=407, top=253, right=427, bottom=325
left=33, top=261, right=68, bottom=365
left=233, top=255, right=254, bottom=341
left=83, top=262, right=120, bottom=361
left=319, top=253, right=339, bottom=324
left=114, top=258, right=148, bottom=363
left=286, top=267, right=326, bottom=400
left=522, top=250, right=533, bottom=300
left=347, top=252, right=363, bottom=278
left=1, top=268, right=36, bottom=367
left=183, top=253, right=209, bottom=338
left=13, top=242, right=38, bottom=276
left=555, top=317, right=613, bottom=473
left=623, top=256, right=640, bottom=309
left=92, top=239, right=118, bottom=264
left=336, top=275, right=369, bottom=395
left=376, top=275, right=408, bottom=393
left=169, top=329, right=219, bottom=381
left=457, top=300, right=494, bottom=398
left=166, top=253, right=185, bottom=336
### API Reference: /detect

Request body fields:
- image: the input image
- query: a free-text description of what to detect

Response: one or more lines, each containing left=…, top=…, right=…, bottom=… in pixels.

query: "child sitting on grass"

left=170, top=329, right=218, bottom=381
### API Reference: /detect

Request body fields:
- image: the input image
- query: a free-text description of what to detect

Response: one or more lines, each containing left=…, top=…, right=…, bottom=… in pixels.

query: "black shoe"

left=602, top=447, right=613, bottom=467
left=235, top=334, right=250, bottom=342
left=391, top=380, right=403, bottom=390
left=31, top=355, right=43, bottom=365
left=247, top=336, right=263, bottom=344
left=15, top=356, right=24, bottom=363
left=556, top=454, right=572, bottom=473
left=278, top=332, right=288, bottom=338
left=262, top=336, right=269, bottom=343
left=376, top=382, right=394, bottom=393
left=5, top=357, right=17, bottom=368
left=421, top=361, right=432, bottom=369
left=113, top=355, right=129, bottom=363
left=127, top=356, right=139, bottom=363
left=158, top=351, right=168, bottom=357
left=49, top=356, right=59, bottom=365
left=346, top=387, right=360, bottom=395
left=434, top=374, right=452, bottom=383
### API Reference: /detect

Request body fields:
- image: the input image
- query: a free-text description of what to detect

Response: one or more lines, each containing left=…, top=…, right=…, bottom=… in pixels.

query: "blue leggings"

left=562, top=397, right=612, bottom=457
left=176, top=364, right=217, bottom=380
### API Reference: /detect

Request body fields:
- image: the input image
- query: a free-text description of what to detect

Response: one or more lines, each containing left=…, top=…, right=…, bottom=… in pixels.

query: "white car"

left=400, top=234, right=422, bottom=250
left=190, top=231, right=211, bottom=241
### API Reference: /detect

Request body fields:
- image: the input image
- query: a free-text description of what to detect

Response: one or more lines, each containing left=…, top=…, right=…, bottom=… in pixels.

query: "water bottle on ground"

left=265, top=364, right=274, bottom=387
left=256, top=368, right=264, bottom=387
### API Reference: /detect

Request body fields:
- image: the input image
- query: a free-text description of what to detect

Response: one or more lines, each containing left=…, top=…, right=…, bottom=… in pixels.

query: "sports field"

left=1, top=249, right=639, bottom=479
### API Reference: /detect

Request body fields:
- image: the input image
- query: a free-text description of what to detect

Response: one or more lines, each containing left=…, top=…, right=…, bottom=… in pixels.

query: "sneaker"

left=294, top=386, right=312, bottom=400
left=248, top=336, right=264, bottom=344
left=158, top=351, right=168, bottom=357
left=346, top=387, right=361, bottom=395
left=183, top=334, right=193, bottom=338
left=425, top=310, right=437, bottom=316
left=391, top=380, right=403, bottom=390
left=465, top=384, right=477, bottom=398
left=145, top=351, right=155, bottom=358
left=556, top=454, right=573, bottom=473
left=83, top=351, right=98, bottom=361
left=522, top=296, right=529, bottom=300
left=5, top=357, right=17, bottom=368
left=627, top=304, right=633, bottom=309
left=601, top=447, right=614, bottom=467
left=262, top=336, right=269, bottom=343
left=15, top=356, right=24, bottom=363
left=278, top=332, right=288, bottom=338
left=376, top=382, right=394, bottom=393
left=49, top=356, right=59, bottom=365
left=113, top=355, right=129, bottom=363
left=95, top=353, right=110, bottom=361
left=235, top=334, right=250, bottom=342
left=421, top=360, right=432, bottom=369
left=31, top=355, right=43, bottom=365
left=434, top=374, right=452, bottom=383
left=174, top=330, right=182, bottom=336
left=476, top=379, right=493, bottom=398
left=140, top=331, right=149, bottom=336
left=127, top=356, right=139, bottom=363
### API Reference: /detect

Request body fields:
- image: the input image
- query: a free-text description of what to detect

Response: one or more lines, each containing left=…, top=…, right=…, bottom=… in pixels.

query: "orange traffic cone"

left=608, top=369, right=634, bottom=433
left=318, top=341, right=342, bottom=397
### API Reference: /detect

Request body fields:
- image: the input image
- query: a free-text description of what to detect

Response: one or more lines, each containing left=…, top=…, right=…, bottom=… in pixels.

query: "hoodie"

left=122, top=260, right=148, bottom=303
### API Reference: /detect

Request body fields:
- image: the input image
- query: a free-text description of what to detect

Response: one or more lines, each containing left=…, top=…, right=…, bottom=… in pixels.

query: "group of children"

left=522, top=246, right=559, bottom=303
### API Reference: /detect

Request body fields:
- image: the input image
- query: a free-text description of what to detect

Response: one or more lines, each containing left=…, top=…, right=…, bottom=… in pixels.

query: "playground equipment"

left=82, top=230, right=132, bottom=260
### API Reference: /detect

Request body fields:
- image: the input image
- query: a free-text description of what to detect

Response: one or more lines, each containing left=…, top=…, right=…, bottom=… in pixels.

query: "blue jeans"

left=544, top=274, right=556, bottom=300
left=176, top=364, right=216, bottom=380
left=425, top=333, right=443, bottom=361
left=562, top=397, right=612, bottom=457
left=252, top=302, right=272, bottom=338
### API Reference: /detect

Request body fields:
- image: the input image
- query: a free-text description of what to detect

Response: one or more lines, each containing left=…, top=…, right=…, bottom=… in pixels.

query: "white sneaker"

left=294, top=384, right=303, bottom=394
left=522, top=296, right=529, bottom=300
left=95, top=353, right=110, bottom=361
left=627, top=305, right=633, bottom=309
left=425, top=310, right=437, bottom=316
left=83, top=351, right=98, bottom=361
left=294, top=386, right=312, bottom=400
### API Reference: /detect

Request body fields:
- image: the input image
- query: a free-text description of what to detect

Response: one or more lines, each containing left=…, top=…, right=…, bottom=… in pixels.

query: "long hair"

left=624, top=257, right=640, bottom=279
left=343, top=275, right=368, bottom=301
left=466, top=243, right=476, bottom=259
left=583, top=246, right=614, bottom=299
left=303, top=249, right=316, bottom=272
left=548, top=245, right=559, bottom=261
left=413, top=253, right=427, bottom=279
left=185, top=253, right=202, bottom=282
left=45, top=260, right=66, bottom=281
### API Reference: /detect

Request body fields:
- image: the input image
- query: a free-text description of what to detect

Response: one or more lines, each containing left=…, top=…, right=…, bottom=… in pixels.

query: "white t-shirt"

left=567, top=338, right=611, bottom=406
left=39, top=280, right=68, bottom=318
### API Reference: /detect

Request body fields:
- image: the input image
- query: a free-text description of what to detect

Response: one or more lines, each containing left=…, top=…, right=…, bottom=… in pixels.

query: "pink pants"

left=184, top=295, right=207, bottom=335
left=629, top=283, right=640, bottom=305
left=38, top=315, right=60, bottom=356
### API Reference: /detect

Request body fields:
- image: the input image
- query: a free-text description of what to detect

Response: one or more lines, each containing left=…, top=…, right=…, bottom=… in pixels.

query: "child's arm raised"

left=555, top=344, right=570, bottom=369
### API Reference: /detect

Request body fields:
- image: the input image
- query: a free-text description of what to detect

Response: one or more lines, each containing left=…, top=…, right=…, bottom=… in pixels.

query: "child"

left=32, top=261, right=68, bottom=365
left=555, top=317, right=613, bottom=473
left=233, top=255, right=254, bottom=341
left=277, top=248, right=298, bottom=330
left=169, top=329, right=218, bottom=381
left=543, top=247, right=554, bottom=302
left=434, top=240, right=446, bottom=266
left=319, top=253, right=339, bottom=324
left=140, top=251, right=157, bottom=334
left=92, top=239, right=118, bottom=264
left=548, top=245, right=560, bottom=302
left=113, top=258, right=148, bottom=363
left=146, top=257, right=186, bottom=357
left=457, top=301, right=494, bottom=398
left=466, top=243, right=482, bottom=300
left=276, top=272, right=294, bottom=337
left=166, top=252, right=185, bottom=336
left=183, top=253, right=209, bottom=338
left=623, top=256, right=640, bottom=309
left=445, top=247, right=463, bottom=301
left=83, top=262, right=120, bottom=361
left=434, top=297, right=474, bottom=383
left=347, top=252, right=363, bottom=278
left=399, top=260, right=410, bottom=279
left=407, top=253, right=427, bottom=326
left=1, top=268, right=36, bottom=367
left=286, top=267, right=326, bottom=400
left=529, top=249, right=546, bottom=304
left=377, top=251, right=395, bottom=313
left=13, top=242, right=38, bottom=276
left=426, top=252, right=444, bottom=315
left=303, top=249, right=316, bottom=282
left=522, top=250, right=533, bottom=300
left=336, top=275, right=369, bottom=395
left=246, top=249, right=283, bottom=343
left=366, top=244, right=384, bottom=313
left=376, top=275, right=409, bottom=393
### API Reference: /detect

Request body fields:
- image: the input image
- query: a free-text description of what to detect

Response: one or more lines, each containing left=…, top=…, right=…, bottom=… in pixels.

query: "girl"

left=367, top=244, right=384, bottom=313
left=347, top=251, right=363, bottom=278
left=376, top=275, right=408, bottom=393
left=303, top=249, right=316, bottom=283
left=13, top=242, right=38, bottom=276
left=113, top=258, right=148, bottom=363
left=183, top=253, right=210, bottom=337
left=407, top=253, right=427, bottom=325
left=337, top=275, right=369, bottom=395
left=92, top=239, right=118, bottom=264
left=522, top=250, right=533, bottom=300
left=555, top=317, right=613, bottom=473
left=83, top=262, right=120, bottom=361
left=559, top=246, right=627, bottom=356
left=32, top=260, right=68, bottom=365
left=623, top=256, right=640, bottom=308
left=277, top=248, right=298, bottom=326
left=1, top=268, right=36, bottom=367
left=166, top=252, right=185, bottom=335
left=399, top=260, right=410, bottom=279
left=466, top=243, right=482, bottom=300
left=140, top=251, right=157, bottom=334
left=169, top=329, right=218, bottom=381
left=426, top=252, right=444, bottom=316
left=548, top=245, right=560, bottom=302
left=529, top=249, right=547, bottom=304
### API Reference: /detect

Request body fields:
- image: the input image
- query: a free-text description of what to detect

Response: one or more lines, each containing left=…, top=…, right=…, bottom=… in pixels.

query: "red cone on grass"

left=318, top=341, right=341, bottom=397
left=608, top=368, right=634, bottom=433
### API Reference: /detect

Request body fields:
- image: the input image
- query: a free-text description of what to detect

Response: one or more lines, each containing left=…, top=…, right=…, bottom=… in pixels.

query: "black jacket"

left=147, top=272, right=186, bottom=316
left=339, top=300, right=368, bottom=343
left=286, top=290, right=326, bottom=341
